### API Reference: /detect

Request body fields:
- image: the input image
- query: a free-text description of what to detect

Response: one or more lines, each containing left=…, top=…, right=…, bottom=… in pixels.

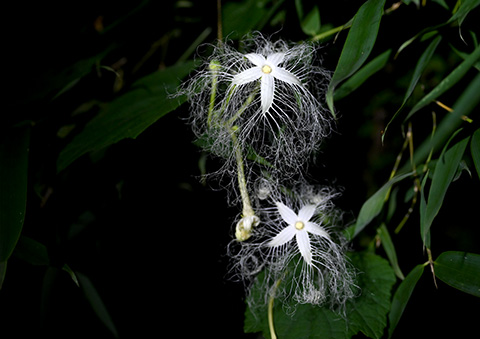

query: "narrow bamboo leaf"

left=0, top=125, right=30, bottom=270
left=448, top=0, right=480, bottom=27
left=56, top=61, right=194, bottom=172
left=396, top=0, right=479, bottom=57
left=421, top=136, right=469, bottom=245
left=400, top=72, right=480, bottom=173
left=435, top=251, right=480, bottom=297
left=347, top=172, right=413, bottom=239
left=378, top=224, right=405, bottom=280
left=404, top=45, right=480, bottom=122
left=471, top=128, right=480, bottom=179
left=326, top=0, right=386, bottom=115
left=11, top=236, right=49, bottom=266
left=334, top=49, right=392, bottom=101
left=77, top=272, right=119, bottom=338
left=388, top=264, right=426, bottom=338
left=419, top=172, right=431, bottom=248
left=383, top=36, right=442, bottom=139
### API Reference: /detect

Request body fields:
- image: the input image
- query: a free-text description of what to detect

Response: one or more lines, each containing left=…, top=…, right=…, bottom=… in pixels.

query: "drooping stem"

left=232, top=131, right=254, bottom=217
left=231, top=129, right=259, bottom=241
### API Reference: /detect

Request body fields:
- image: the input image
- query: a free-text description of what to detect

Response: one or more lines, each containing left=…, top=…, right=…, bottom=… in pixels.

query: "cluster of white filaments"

left=178, top=32, right=354, bottom=313
left=180, top=33, right=332, bottom=185
left=229, top=182, right=356, bottom=309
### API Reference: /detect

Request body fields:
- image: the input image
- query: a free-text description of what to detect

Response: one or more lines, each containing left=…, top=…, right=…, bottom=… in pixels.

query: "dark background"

left=2, top=1, right=479, bottom=338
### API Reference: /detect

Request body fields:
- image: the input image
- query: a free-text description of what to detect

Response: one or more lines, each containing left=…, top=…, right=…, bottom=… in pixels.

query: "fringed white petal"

left=260, top=75, right=275, bottom=114
left=296, top=230, right=312, bottom=265
left=268, top=225, right=296, bottom=247
left=275, top=201, right=298, bottom=224
left=305, top=222, right=330, bottom=239
left=232, top=67, right=262, bottom=86
left=272, top=67, right=301, bottom=85
left=266, top=52, right=285, bottom=66
left=245, top=53, right=266, bottom=66
left=298, top=204, right=316, bottom=222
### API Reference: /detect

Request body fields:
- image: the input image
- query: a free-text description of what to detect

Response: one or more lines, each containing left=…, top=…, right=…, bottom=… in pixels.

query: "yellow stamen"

left=295, top=221, right=305, bottom=230
left=262, top=65, right=272, bottom=74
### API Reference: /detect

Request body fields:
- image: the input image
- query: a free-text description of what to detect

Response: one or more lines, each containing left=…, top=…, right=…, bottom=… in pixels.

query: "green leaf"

left=12, top=236, right=49, bottom=266
left=434, top=251, right=480, bottom=297
left=326, top=0, right=386, bottom=115
left=404, top=44, right=480, bottom=122
left=401, top=72, right=480, bottom=173
left=448, top=0, right=480, bottom=27
left=346, top=252, right=397, bottom=339
left=334, top=49, right=392, bottom=101
left=420, top=136, right=469, bottom=245
left=56, top=61, right=194, bottom=172
left=222, top=0, right=271, bottom=39
left=245, top=252, right=396, bottom=339
left=384, top=35, right=442, bottom=139
left=471, top=128, right=480, bottom=179
left=0, top=124, right=30, bottom=287
left=77, top=272, right=119, bottom=338
left=346, top=172, right=413, bottom=239
left=378, top=223, right=405, bottom=280
left=388, top=264, right=426, bottom=338
left=300, top=5, right=321, bottom=36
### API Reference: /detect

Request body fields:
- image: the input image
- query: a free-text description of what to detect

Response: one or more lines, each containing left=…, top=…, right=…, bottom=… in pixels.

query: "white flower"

left=229, top=182, right=356, bottom=309
left=268, top=201, right=330, bottom=265
left=176, top=33, right=333, bottom=185
left=232, top=52, right=301, bottom=115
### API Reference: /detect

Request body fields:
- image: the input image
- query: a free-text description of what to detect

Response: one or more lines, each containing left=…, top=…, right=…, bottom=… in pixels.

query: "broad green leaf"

left=378, top=224, right=405, bottom=280
left=383, top=35, right=442, bottom=139
left=404, top=44, right=480, bottom=122
left=334, top=49, right=392, bottom=101
left=326, top=0, right=386, bottom=115
left=245, top=251, right=396, bottom=339
left=222, top=0, right=271, bottom=39
left=77, top=272, right=119, bottom=338
left=300, top=5, right=321, bottom=36
left=420, top=136, right=469, bottom=245
left=56, top=61, right=194, bottom=172
left=346, top=252, right=396, bottom=339
left=0, top=124, right=30, bottom=287
left=435, top=251, right=480, bottom=297
left=346, top=172, right=413, bottom=239
left=388, top=264, right=426, bottom=338
left=471, top=128, right=480, bottom=179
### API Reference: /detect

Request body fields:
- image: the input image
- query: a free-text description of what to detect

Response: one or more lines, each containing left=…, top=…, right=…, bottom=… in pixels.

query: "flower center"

left=295, top=221, right=305, bottom=230
left=261, top=64, right=272, bottom=74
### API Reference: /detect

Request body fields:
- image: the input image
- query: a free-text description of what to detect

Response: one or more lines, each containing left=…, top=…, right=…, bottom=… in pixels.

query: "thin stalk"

left=226, top=85, right=259, bottom=127
left=231, top=131, right=255, bottom=219
left=207, top=60, right=221, bottom=127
